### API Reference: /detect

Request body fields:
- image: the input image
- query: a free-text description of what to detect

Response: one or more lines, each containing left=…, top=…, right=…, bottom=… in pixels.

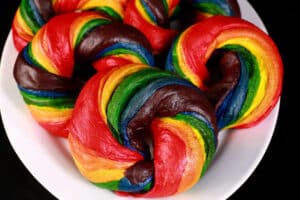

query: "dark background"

left=0, top=1, right=296, bottom=199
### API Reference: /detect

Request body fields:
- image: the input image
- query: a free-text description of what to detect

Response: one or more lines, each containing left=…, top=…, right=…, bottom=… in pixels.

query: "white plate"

left=0, top=1, right=280, bottom=199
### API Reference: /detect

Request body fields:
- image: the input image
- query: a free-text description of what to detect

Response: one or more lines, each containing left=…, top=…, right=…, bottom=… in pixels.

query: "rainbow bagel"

left=124, top=0, right=180, bottom=54
left=123, top=0, right=240, bottom=54
left=68, top=63, right=217, bottom=197
left=165, top=16, right=283, bottom=129
left=191, top=0, right=240, bottom=21
left=13, top=0, right=241, bottom=53
left=12, top=0, right=129, bottom=51
left=13, top=12, right=154, bottom=137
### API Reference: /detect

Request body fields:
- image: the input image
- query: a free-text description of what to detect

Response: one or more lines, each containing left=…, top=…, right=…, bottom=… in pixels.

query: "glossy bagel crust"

left=68, top=64, right=217, bottom=196
left=165, top=16, right=283, bottom=129
left=13, top=12, right=154, bottom=137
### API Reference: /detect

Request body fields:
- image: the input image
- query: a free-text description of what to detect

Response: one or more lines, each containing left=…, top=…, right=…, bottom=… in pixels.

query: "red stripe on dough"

left=68, top=72, right=143, bottom=162
left=137, top=119, right=186, bottom=197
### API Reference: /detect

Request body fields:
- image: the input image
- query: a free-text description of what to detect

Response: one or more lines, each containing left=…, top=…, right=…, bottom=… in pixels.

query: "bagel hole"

left=72, top=63, right=97, bottom=82
left=204, top=49, right=241, bottom=107
left=128, top=126, right=154, bottom=160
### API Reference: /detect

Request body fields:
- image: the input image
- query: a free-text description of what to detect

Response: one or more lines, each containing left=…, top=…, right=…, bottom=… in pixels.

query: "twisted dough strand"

left=165, top=16, right=283, bottom=129
left=12, top=0, right=129, bottom=51
left=68, top=64, right=217, bottom=196
left=14, top=12, right=154, bottom=136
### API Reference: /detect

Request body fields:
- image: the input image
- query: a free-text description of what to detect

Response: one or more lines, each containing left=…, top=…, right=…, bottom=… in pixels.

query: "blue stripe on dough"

left=18, top=86, right=72, bottom=98
left=118, top=176, right=153, bottom=192
left=140, top=0, right=158, bottom=23
left=93, top=42, right=155, bottom=66
left=216, top=54, right=248, bottom=129
left=119, top=77, right=198, bottom=155
left=28, top=0, right=46, bottom=26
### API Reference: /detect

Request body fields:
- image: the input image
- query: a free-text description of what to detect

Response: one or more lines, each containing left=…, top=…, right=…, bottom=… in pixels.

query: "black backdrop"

left=0, top=1, right=296, bottom=199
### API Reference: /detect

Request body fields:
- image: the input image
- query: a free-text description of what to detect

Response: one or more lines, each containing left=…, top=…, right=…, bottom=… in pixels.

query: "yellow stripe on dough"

left=15, top=8, right=34, bottom=37
left=31, top=29, right=59, bottom=74
left=70, top=13, right=106, bottom=48
left=69, top=134, right=135, bottom=183
left=79, top=0, right=125, bottom=18
left=158, top=117, right=206, bottom=193
left=217, top=37, right=267, bottom=125
left=28, top=105, right=72, bottom=122
left=99, top=64, right=148, bottom=123
left=176, top=32, right=202, bottom=87
left=135, top=0, right=156, bottom=25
